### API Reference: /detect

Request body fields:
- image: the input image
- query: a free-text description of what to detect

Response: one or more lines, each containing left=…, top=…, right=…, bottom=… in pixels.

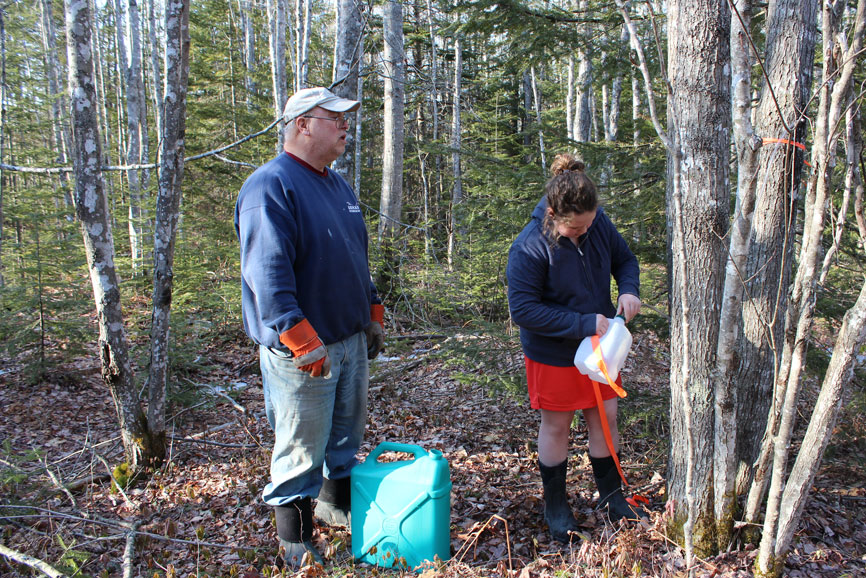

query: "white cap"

left=282, top=87, right=360, bottom=123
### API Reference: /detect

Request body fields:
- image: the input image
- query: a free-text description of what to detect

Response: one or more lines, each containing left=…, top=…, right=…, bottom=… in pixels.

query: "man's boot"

left=274, top=498, right=324, bottom=569
left=538, top=459, right=580, bottom=542
left=590, top=455, right=648, bottom=523
left=315, top=476, right=351, bottom=526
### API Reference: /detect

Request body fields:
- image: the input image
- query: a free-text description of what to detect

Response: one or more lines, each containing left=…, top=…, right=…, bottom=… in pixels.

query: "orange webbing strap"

left=591, top=335, right=629, bottom=487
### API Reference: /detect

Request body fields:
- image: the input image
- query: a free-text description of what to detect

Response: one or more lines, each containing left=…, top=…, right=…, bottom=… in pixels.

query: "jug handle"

left=367, top=442, right=428, bottom=464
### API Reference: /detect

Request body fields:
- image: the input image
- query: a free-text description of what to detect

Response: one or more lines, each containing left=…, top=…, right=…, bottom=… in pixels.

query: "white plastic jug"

left=574, top=315, right=633, bottom=383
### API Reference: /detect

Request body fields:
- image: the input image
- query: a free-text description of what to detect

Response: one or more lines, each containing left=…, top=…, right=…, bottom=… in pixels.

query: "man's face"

left=302, top=106, right=351, bottom=165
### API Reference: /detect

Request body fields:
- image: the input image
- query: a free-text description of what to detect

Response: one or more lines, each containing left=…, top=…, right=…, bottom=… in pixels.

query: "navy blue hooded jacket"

left=235, top=152, right=379, bottom=350
left=506, top=197, right=639, bottom=366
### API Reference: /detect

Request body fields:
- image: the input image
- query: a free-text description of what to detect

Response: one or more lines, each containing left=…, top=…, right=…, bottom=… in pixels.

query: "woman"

left=507, top=153, right=647, bottom=542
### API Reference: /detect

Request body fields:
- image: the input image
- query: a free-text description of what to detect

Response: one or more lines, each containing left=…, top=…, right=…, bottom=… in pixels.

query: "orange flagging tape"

left=591, top=335, right=629, bottom=486
left=762, top=137, right=812, bottom=167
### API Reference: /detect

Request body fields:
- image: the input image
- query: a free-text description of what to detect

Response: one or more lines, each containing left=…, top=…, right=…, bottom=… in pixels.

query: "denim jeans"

left=259, top=330, right=369, bottom=506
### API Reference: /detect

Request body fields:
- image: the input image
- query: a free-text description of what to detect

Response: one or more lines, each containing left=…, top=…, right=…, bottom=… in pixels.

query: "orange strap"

left=590, top=335, right=629, bottom=487
left=762, top=137, right=812, bottom=167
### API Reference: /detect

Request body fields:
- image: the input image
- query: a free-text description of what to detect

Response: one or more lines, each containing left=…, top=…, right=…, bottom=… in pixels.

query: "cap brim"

left=317, top=95, right=360, bottom=113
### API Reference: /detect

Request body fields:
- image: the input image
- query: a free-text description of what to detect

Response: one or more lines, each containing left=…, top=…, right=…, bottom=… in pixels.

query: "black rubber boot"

left=315, top=476, right=351, bottom=526
left=274, top=498, right=323, bottom=568
left=538, top=459, right=580, bottom=542
left=590, top=455, right=648, bottom=523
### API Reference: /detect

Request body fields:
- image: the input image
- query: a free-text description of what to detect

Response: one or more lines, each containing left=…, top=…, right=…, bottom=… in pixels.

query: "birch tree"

left=40, top=0, right=72, bottom=210
left=331, top=0, right=363, bottom=182
left=267, top=0, right=287, bottom=147
left=64, top=0, right=159, bottom=474
left=447, top=35, right=463, bottom=269
left=147, top=0, right=191, bottom=455
left=379, top=0, right=405, bottom=241
left=123, top=0, right=149, bottom=274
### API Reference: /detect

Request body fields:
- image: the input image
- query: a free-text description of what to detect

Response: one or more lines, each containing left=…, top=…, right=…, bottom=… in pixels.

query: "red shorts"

left=525, top=356, right=620, bottom=411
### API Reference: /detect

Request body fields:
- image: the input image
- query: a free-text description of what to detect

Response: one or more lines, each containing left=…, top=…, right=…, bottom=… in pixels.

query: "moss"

left=753, top=552, right=785, bottom=578
left=665, top=505, right=719, bottom=559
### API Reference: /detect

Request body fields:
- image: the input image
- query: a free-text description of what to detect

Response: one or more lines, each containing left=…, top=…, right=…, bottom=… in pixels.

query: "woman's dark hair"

left=543, top=153, right=598, bottom=242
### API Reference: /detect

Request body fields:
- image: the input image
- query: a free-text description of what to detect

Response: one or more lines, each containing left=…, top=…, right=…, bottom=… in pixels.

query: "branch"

left=0, top=117, right=281, bottom=174
left=0, top=543, right=68, bottom=578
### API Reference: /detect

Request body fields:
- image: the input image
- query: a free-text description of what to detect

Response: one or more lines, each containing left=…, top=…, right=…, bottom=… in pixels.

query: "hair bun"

left=551, top=153, right=585, bottom=176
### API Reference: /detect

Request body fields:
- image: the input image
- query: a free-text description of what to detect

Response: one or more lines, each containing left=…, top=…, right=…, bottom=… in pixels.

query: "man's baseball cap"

left=282, top=87, right=360, bottom=123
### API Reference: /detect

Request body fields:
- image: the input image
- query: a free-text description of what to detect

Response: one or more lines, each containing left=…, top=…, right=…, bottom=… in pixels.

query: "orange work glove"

left=365, top=304, right=385, bottom=360
left=279, top=319, right=331, bottom=377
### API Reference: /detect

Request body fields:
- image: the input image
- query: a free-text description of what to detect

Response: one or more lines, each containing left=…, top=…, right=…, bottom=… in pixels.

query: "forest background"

left=1, top=0, right=865, bottom=577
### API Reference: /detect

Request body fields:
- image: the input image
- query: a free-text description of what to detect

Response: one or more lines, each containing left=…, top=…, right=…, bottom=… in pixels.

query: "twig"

left=0, top=543, right=68, bottom=578
left=167, top=436, right=257, bottom=449
left=42, top=457, right=77, bottom=510
left=0, top=506, right=236, bottom=550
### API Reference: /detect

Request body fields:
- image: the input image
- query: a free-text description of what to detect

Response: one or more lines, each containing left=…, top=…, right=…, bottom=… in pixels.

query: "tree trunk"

left=665, top=0, right=731, bottom=560
left=146, top=0, right=163, bottom=137
left=447, top=36, right=463, bottom=270
left=147, top=0, right=191, bottom=462
left=39, top=0, right=73, bottom=211
left=710, top=0, right=761, bottom=550
left=0, top=6, right=5, bottom=288
left=240, top=0, right=256, bottom=104
left=379, top=0, right=405, bottom=240
left=267, top=0, right=287, bottom=147
left=566, top=55, right=574, bottom=141
left=756, top=2, right=864, bottom=574
left=124, top=0, right=149, bottom=276
left=529, top=65, right=545, bottom=173
left=734, top=0, right=818, bottom=505
left=331, top=0, right=363, bottom=182
left=64, top=0, right=157, bottom=474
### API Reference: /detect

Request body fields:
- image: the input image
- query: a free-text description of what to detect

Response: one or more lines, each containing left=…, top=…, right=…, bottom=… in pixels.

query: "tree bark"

left=331, top=0, right=363, bottom=182
left=267, top=0, right=287, bottom=147
left=379, top=0, right=405, bottom=241
left=735, top=0, right=818, bottom=504
left=447, top=36, right=463, bottom=270
left=756, top=2, right=864, bottom=574
left=124, top=0, right=149, bottom=275
left=64, top=0, right=155, bottom=474
left=147, top=0, right=191, bottom=462
left=665, top=0, right=731, bottom=559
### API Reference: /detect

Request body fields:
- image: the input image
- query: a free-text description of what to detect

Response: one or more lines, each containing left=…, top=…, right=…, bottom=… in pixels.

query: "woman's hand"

left=595, top=314, right=610, bottom=336
left=617, top=294, right=641, bottom=322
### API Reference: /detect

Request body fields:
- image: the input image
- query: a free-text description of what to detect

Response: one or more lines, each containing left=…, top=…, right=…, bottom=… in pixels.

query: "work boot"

left=315, top=476, right=351, bottom=526
left=538, top=459, right=580, bottom=542
left=274, top=498, right=323, bottom=569
left=590, top=455, right=648, bottom=523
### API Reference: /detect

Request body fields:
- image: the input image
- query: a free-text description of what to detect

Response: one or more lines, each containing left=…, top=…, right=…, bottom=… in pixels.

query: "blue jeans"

left=259, top=331, right=369, bottom=506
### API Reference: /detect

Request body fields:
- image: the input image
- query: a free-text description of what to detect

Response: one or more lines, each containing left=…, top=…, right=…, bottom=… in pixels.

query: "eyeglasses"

left=303, top=115, right=350, bottom=128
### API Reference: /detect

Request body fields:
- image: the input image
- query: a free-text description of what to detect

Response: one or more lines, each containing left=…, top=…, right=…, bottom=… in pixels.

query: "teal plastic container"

left=351, top=442, right=451, bottom=569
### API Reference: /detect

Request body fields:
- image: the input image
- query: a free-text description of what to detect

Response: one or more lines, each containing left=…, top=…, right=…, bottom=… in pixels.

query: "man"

left=235, top=86, right=385, bottom=568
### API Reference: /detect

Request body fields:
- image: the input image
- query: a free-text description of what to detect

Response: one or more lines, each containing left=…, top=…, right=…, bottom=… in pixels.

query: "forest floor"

left=1, top=326, right=865, bottom=577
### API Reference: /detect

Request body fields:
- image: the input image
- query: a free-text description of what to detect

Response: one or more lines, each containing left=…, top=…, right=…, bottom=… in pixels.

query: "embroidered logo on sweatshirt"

left=347, top=202, right=361, bottom=213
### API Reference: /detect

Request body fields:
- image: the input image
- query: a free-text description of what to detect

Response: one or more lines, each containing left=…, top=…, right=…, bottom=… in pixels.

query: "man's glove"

left=365, top=304, right=385, bottom=360
left=279, top=319, right=331, bottom=377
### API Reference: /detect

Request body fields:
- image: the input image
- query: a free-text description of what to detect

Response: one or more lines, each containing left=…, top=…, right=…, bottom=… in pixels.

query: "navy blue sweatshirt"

left=235, top=152, right=379, bottom=350
left=506, top=197, right=639, bottom=366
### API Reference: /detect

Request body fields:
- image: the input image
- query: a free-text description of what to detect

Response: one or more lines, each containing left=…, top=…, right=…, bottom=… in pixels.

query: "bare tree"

left=379, top=0, right=405, bottom=241
left=267, top=0, right=287, bottom=147
left=147, top=0, right=191, bottom=458
left=64, top=0, right=158, bottom=474
left=332, top=0, right=364, bottom=182
left=124, top=0, right=150, bottom=275
left=447, top=35, right=462, bottom=269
